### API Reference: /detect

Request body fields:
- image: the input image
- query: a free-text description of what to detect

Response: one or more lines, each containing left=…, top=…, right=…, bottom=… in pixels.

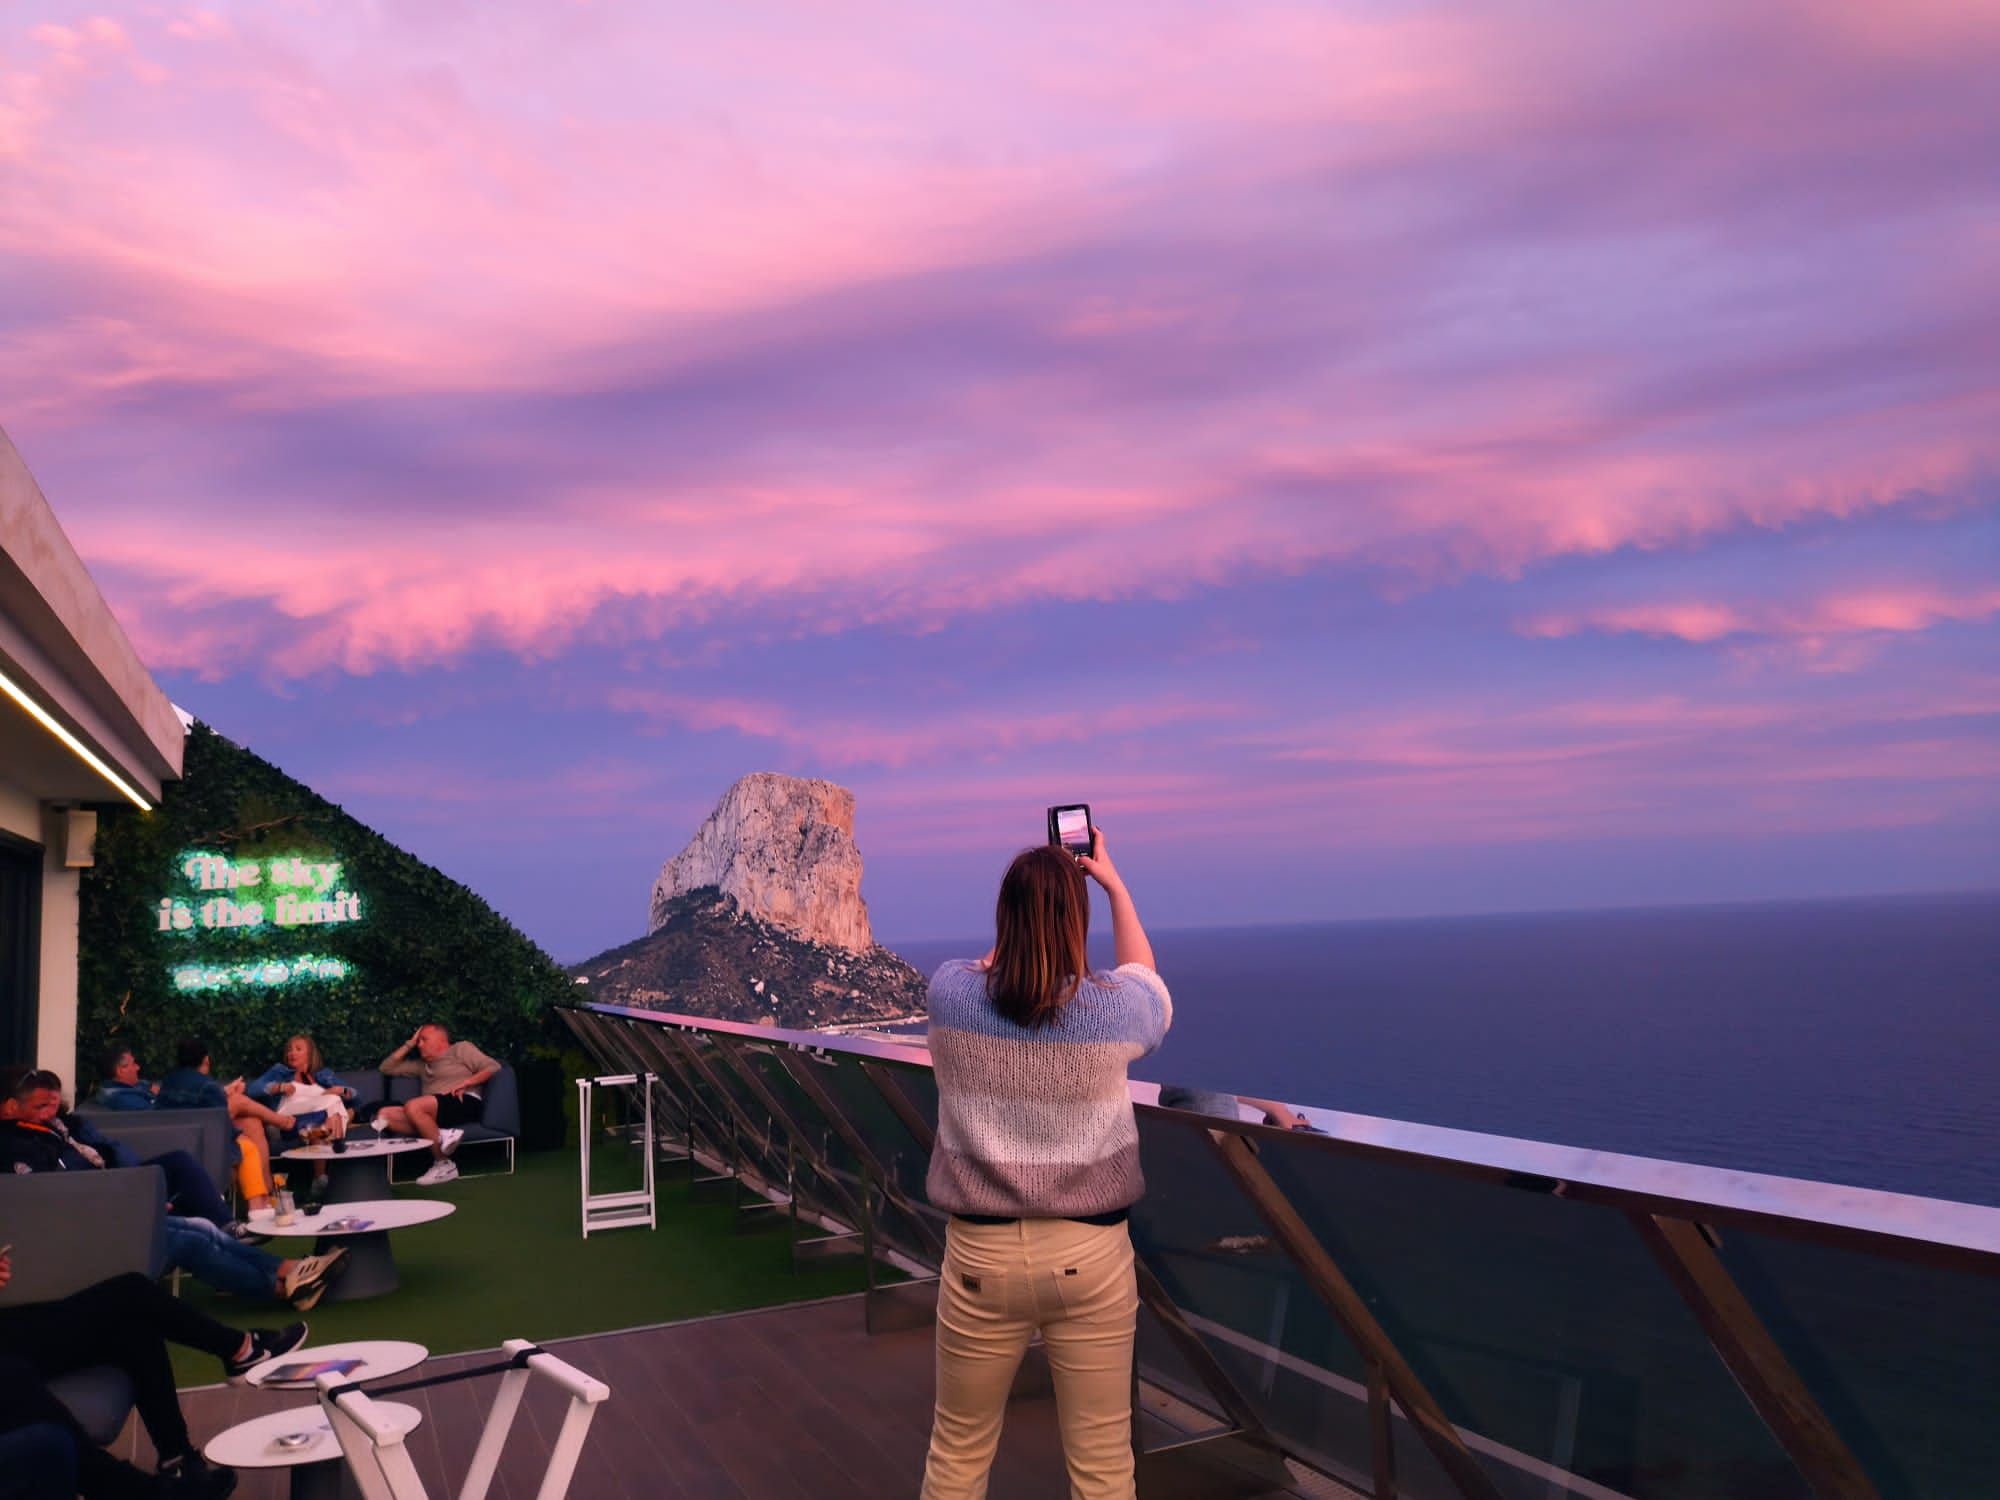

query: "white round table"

left=279, top=1136, right=434, bottom=1203
left=243, top=1339, right=430, bottom=1390
left=205, top=1399, right=422, bottom=1500
left=246, top=1198, right=455, bottom=1300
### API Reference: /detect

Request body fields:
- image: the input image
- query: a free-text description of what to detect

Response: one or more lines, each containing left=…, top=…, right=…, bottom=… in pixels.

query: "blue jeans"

left=146, top=1148, right=233, bottom=1228
left=161, top=1216, right=279, bottom=1300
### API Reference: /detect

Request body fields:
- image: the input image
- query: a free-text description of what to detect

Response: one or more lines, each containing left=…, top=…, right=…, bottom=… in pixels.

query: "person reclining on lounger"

left=375, top=1022, right=499, bottom=1186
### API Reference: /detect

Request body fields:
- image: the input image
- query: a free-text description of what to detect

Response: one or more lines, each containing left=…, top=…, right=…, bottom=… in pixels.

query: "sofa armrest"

left=0, top=1167, right=168, bottom=1305
left=475, top=1065, right=520, bottom=1138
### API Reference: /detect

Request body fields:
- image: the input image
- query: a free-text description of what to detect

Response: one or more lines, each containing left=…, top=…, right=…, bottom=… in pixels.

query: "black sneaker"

left=222, top=1321, right=309, bottom=1383
left=156, top=1452, right=238, bottom=1498
left=223, top=1220, right=268, bottom=1244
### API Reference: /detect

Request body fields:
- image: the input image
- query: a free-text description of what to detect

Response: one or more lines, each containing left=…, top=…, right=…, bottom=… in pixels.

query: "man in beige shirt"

left=376, top=1023, right=501, bottom=1186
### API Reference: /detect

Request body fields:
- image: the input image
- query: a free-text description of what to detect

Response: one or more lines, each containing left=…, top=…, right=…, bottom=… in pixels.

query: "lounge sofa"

left=71, top=1100, right=234, bottom=1191
left=259, top=1063, right=520, bottom=1178
left=0, top=1166, right=168, bottom=1442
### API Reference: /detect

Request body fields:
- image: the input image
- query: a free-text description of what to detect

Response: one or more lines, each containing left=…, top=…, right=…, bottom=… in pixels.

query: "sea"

left=889, top=891, right=2000, bottom=1208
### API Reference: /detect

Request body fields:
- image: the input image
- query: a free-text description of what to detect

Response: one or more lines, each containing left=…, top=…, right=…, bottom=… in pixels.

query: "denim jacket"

left=91, top=1080, right=157, bottom=1111
left=156, top=1067, right=229, bottom=1111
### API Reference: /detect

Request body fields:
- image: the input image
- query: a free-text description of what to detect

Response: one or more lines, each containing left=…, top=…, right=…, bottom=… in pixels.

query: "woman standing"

left=921, top=829, right=1170, bottom=1500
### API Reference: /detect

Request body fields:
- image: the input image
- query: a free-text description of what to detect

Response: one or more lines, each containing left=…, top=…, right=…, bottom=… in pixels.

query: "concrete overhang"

left=1, top=423, right=183, bottom=809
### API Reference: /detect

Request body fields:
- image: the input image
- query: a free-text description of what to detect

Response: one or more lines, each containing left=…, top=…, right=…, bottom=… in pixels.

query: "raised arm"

left=1075, top=827, right=1156, bottom=972
left=380, top=1028, right=424, bottom=1076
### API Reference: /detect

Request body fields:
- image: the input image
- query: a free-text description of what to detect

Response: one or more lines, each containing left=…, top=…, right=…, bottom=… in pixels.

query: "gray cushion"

left=0, top=1168, right=169, bottom=1302
left=47, top=1367, right=136, bottom=1446
left=333, top=1069, right=387, bottom=1109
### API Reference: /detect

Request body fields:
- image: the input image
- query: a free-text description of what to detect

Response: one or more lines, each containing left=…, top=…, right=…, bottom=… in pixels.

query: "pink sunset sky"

left=4, top=0, right=1996, bottom=956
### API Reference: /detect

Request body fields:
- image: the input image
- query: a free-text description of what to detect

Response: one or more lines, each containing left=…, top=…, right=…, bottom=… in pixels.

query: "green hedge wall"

left=77, top=723, right=572, bottom=1094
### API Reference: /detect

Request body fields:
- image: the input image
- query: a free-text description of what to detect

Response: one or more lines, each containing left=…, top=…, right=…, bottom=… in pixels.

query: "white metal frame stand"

left=319, top=1339, right=609, bottom=1500
left=577, top=1073, right=656, bottom=1236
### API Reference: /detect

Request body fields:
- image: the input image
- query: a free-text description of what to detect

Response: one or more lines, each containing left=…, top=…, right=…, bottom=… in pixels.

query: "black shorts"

left=433, top=1092, right=485, bottom=1128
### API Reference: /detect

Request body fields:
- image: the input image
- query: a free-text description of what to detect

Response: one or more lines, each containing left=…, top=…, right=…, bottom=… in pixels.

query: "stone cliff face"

left=570, top=888, right=926, bottom=1027
left=650, top=772, right=873, bottom=954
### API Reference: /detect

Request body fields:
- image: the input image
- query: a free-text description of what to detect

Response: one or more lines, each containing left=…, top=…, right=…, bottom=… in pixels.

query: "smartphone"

left=1047, top=804, right=1093, bottom=859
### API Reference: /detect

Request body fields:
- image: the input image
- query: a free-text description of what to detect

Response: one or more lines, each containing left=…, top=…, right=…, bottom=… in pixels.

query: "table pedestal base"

left=289, top=1456, right=364, bottom=1500
left=313, top=1228, right=399, bottom=1300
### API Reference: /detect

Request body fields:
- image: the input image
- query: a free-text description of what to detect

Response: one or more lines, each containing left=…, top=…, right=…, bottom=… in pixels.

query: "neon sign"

left=171, top=955, right=351, bottom=993
left=155, top=853, right=364, bottom=934
left=153, top=850, right=364, bottom=993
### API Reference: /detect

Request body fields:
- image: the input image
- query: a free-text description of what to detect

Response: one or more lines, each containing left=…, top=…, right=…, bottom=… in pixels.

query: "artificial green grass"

left=169, top=1145, right=875, bottom=1387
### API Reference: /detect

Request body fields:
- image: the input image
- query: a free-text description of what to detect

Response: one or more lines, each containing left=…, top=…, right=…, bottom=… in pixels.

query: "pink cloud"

left=603, top=687, right=1235, bottom=770
left=1523, top=585, right=2000, bottom=645
left=0, top=0, right=1994, bottom=682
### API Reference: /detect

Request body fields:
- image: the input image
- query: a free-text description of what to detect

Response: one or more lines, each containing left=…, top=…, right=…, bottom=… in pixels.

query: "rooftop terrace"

left=116, top=1004, right=2000, bottom=1499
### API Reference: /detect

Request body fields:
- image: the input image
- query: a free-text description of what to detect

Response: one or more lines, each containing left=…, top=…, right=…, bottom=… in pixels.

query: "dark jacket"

left=91, top=1080, right=157, bottom=1111
left=0, top=1118, right=105, bottom=1174
left=155, top=1067, right=228, bottom=1111
left=56, top=1111, right=130, bottom=1166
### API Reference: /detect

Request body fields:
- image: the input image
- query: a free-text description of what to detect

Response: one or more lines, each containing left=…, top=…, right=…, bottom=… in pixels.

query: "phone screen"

left=1052, top=805, right=1091, bottom=854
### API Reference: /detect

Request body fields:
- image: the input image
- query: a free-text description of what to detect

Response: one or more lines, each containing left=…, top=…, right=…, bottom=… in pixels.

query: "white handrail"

left=316, top=1342, right=611, bottom=1500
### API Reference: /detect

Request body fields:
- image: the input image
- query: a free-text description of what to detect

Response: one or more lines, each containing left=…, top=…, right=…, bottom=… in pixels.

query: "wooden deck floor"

left=123, top=1294, right=1089, bottom=1498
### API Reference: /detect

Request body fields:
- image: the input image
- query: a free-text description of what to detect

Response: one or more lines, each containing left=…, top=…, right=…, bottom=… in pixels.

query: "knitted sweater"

left=924, top=958, right=1172, bottom=1218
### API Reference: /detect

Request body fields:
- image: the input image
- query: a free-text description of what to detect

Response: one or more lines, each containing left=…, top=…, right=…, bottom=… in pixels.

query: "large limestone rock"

left=650, top=773, right=874, bottom=953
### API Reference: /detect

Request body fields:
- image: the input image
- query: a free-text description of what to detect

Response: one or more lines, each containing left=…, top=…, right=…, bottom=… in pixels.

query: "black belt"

left=953, top=1207, right=1129, bottom=1228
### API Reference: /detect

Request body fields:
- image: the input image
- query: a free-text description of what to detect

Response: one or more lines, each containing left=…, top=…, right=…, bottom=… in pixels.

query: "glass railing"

left=558, top=1001, right=2000, bottom=1500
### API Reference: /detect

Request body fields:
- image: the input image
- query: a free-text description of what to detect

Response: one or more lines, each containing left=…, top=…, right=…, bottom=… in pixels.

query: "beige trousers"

left=920, top=1216, right=1139, bottom=1500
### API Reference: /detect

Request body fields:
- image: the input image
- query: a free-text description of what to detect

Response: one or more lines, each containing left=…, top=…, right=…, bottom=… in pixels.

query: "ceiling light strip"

left=0, top=661, right=154, bottom=811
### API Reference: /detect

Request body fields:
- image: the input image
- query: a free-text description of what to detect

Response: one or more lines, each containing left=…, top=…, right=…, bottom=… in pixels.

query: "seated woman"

left=251, top=1035, right=356, bottom=1200
left=156, top=1038, right=281, bottom=1213
left=251, top=1035, right=355, bottom=1141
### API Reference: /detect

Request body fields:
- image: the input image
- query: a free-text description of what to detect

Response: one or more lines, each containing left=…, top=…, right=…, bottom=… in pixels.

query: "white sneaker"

left=437, top=1127, right=465, bottom=1157
left=415, top=1158, right=459, bottom=1186
left=283, top=1249, right=350, bottom=1311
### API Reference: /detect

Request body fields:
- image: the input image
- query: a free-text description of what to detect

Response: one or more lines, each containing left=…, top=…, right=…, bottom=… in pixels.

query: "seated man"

left=0, top=1068, right=347, bottom=1311
left=89, top=1046, right=159, bottom=1112
left=154, top=1039, right=282, bottom=1212
left=66, top=1052, right=242, bottom=1234
left=377, top=1022, right=500, bottom=1186
left=0, top=1247, right=310, bottom=1497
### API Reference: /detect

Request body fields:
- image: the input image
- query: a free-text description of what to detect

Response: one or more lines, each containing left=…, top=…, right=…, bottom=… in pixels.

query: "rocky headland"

left=568, top=773, right=926, bottom=1026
